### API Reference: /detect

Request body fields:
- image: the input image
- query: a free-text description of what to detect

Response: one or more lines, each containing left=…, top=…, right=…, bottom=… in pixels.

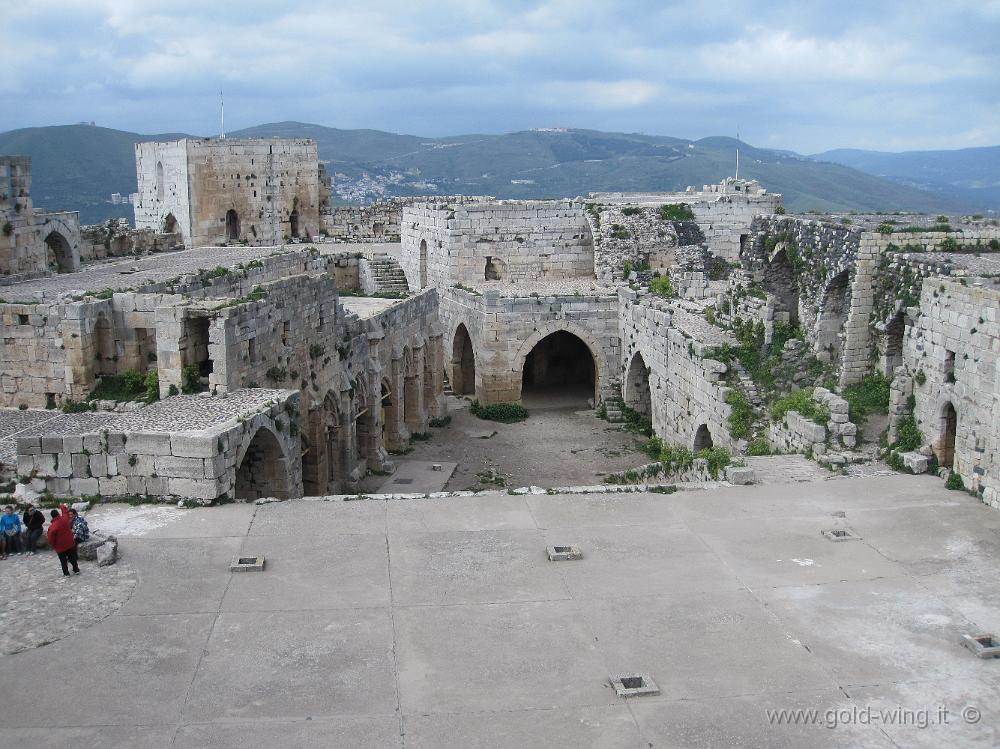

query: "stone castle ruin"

left=2, top=137, right=1000, bottom=511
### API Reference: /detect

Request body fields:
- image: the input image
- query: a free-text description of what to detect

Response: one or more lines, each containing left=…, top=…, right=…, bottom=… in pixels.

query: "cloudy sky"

left=2, top=0, right=998, bottom=153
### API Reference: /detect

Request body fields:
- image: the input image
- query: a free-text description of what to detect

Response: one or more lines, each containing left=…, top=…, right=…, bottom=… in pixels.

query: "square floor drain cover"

left=546, top=545, right=583, bottom=561
left=960, top=633, right=1000, bottom=658
left=610, top=673, right=660, bottom=697
left=230, top=555, right=265, bottom=572
left=821, top=528, right=859, bottom=542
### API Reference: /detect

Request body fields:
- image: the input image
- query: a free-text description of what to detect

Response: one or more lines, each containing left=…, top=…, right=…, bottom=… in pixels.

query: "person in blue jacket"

left=0, top=505, right=23, bottom=557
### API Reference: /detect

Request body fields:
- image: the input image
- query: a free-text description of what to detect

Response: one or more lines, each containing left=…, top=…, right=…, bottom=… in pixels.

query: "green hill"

left=0, top=122, right=975, bottom=224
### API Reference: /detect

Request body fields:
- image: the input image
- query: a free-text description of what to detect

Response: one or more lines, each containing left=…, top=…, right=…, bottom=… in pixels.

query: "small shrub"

left=891, top=414, right=922, bottom=452
left=774, top=205, right=786, bottom=215
left=945, top=471, right=965, bottom=491
left=725, top=390, right=754, bottom=440
left=409, top=431, right=431, bottom=442
left=609, top=224, right=630, bottom=240
left=168, top=384, right=180, bottom=396
left=914, top=369, right=926, bottom=386
left=265, top=366, right=288, bottom=383
left=470, top=400, right=528, bottom=423
left=841, top=373, right=890, bottom=422
left=704, top=307, right=716, bottom=325
left=620, top=206, right=642, bottom=216
left=429, top=415, right=452, bottom=428
left=649, top=274, right=674, bottom=298
left=181, top=365, right=203, bottom=394
left=697, top=446, right=731, bottom=479
left=309, top=344, right=326, bottom=360
left=144, top=369, right=159, bottom=403
left=876, top=222, right=896, bottom=234
left=2, top=221, right=12, bottom=237
left=747, top=435, right=772, bottom=456
left=770, top=389, right=829, bottom=426
left=62, top=399, right=91, bottom=414
left=657, top=203, right=695, bottom=221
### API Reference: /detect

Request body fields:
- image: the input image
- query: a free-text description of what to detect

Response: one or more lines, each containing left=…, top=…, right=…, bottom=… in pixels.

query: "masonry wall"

left=401, top=200, right=595, bottom=289
left=79, top=220, right=181, bottom=262
left=134, top=141, right=191, bottom=244
left=618, top=290, right=736, bottom=451
left=440, top=286, right=618, bottom=405
left=321, top=200, right=407, bottom=242
left=899, top=278, right=1000, bottom=509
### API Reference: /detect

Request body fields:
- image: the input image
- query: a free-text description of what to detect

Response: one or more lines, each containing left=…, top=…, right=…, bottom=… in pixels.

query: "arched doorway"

left=419, top=239, right=428, bottom=288
left=380, top=380, right=397, bottom=449
left=324, top=391, right=344, bottom=489
left=225, top=209, right=240, bottom=242
left=94, top=313, right=116, bottom=375
left=521, top=330, right=596, bottom=409
left=235, top=427, right=290, bottom=500
left=624, top=351, right=651, bottom=420
left=44, top=231, right=73, bottom=273
left=353, top=377, right=376, bottom=466
left=763, top=247, right=799, bottom=325
left=301, top=430, right=319, bottom=496
left=156, top=161, right=165, bottom=201
left=816, top=270, right=850, bottom=363
left=938, top=402, right=957, bottom=469
left=452, top=324, right=476, bottom=395
left=163, top=213, right=178, bottom=234
left=289, top=210, right=299, bottom=239
left=883, top=311, right=905, bottom=378
left=693, top=424, right=714, bottom=451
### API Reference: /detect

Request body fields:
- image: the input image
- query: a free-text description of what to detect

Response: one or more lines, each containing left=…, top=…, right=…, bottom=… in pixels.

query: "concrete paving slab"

left=248, top=498, right=386, bottom=537
left=0, top=613, right=213, bottom=727
left=5, top=725, right=176, bottom=749
left=388, top=529, right=568, bottom=605
left=525, top=492, right=685, bottom=529
left=184, top=609, right=398, bottom=722
left=173, top=715, right=403, bottom=749
left=847, top=677, right=1000, bottom=748
left=87, top=502, right=255, bottom=539
left=386, top=494, right=536, bottom=532
left=120, top=537, right=242, bottom=615
left=222, top=533, right=390, bottom=612
left=404, top=705, right=643, bottom=748
left=377, top=459, right=457, bottom=493
left=543, top=524, right=742, bottom=598
left=395, top=600, right=615, bottom=714
left=630, top=689, right=895, bottom=748
left=578, top=589, right=835, bottom=701
left=803, top=473, right=956, bottom=512
left=760, top=578, right=984, bottom=687
left=688, top=515, right=908, bottom=588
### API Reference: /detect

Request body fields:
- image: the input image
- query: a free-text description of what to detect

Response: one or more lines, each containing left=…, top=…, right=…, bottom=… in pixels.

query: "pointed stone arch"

left=235, top=426, right=291, bottom=500
left=44, top=231, right=74, bottom=273
left=624, top=350, right=652, bottom=421
left=512, top=322, right=606, bottom=407
left=225, top=209, right=240, bottom=242
left=936, top=401, right=958, bottom=470
left=816, top=269, right=851, bottom=364
left=693, top=423, right=714, bottom=451
left=451, top=323, right=476, bottom=396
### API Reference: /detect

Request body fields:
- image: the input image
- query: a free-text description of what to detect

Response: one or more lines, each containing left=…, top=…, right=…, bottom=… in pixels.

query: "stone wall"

left=401, top=199, right=595, bottom=289
left=135, top=138, right=321, bottom=247
left=439, top=286, right=619, bottom=404
left=15, top=390, right=303, bottom=502
left=79, top=220, right=181, bottom=262
left=321, top=199, right=410, bottom=242
left=897, top=277, right=1000, bottom=508
left=618, top=289, right=737, bottom=451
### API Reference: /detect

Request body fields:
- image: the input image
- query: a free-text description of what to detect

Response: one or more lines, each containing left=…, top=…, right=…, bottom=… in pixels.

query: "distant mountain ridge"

left=0, top=121, right=991, bottom=225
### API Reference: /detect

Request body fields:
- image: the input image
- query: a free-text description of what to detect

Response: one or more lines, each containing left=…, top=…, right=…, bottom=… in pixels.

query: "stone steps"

left=368, top=255, right=410, bottom=294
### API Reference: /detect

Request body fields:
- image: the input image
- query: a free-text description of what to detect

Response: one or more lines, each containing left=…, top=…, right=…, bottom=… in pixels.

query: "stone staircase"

left=368, top=254, right=410, bottom=295
left=730, top=361, right=769, bottom=436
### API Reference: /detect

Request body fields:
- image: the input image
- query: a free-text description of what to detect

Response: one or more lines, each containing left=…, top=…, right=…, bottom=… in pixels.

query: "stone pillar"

left=839, top=234, right=880, bottom=387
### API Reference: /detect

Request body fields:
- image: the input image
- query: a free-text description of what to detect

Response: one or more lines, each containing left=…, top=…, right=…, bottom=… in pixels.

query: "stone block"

left=82, top=434, right=103, bottom=453
left=167, top=477, right=218, bottom=500
left=41, top=437, right=63, bottom=453
left=127, top=433, right=173, bottom=455
left=170, top=434, right=219, bottom=458
left=89, top=453, right=107, bottom=478
left=63, top=435, right=83, bottom=454
left=154, top=455, right=207, bottom=479
left=16, top=437, right=41, bottom=455
left=99, top=475, right=128, bottom=495
left=725, top=466, right=755, bottom=485
left=901, top=451, right=929, bottom=474
left=69, top=477, right=99, bottom=495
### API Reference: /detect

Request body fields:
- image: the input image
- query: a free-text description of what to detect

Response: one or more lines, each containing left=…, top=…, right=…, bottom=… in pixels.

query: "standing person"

left=0, top=506, right=22, bottom=556
left=68, top=508, right=90, bottom=544
left=22, top=503, right=45, bottom=554
left=46, top=504, right=79, bottom=576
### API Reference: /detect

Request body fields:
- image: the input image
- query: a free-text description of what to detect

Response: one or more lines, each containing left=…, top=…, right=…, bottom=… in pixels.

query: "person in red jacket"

left=46, top=504, right=79, bottom=576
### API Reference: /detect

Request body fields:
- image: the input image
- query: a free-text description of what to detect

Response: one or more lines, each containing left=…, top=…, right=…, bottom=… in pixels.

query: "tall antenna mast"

left=735, top=126, right=740, bottom=181
left=220, top=89, right=225, bottom=139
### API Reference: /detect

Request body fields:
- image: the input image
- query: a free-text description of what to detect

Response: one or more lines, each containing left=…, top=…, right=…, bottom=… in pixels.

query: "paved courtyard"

left=0, top=474, right=998, bottom=748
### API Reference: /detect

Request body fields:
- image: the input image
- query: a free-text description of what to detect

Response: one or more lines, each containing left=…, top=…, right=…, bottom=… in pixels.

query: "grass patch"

left=90, top=370, right=145, bottom=401
left=470, top=400, right=528, bottom=423
left=658, top=203, right=695, bottom=221
left=841, top=373, right=890, bottom=422
left=770, top=388, right=829, bottom=426
left=725, top=390, right=754, bottom=440
left=649, top=273, right=674, bottom=298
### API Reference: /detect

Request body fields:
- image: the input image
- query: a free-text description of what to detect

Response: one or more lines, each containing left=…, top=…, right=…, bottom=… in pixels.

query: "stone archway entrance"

left=624, top=351, right=651, bottom=420
left=816, top=270, right=850, bottom=363
left=883, top=311, right=905, bottom=378
left=225, top=209, right=240, bottom=242
left=451, top=324, right=476, bottom=396
left=693, top=424, right=714, bottom=451
left=763, top=247, right=799, bottom=325
left=521, top=330, right=596, bottom=409
left=163, top=213, right=178, bottom=234
left=235, top=427, right=290, bottom=500
left=289, top=210, right=299, bottom=239
left=938, top=402, right=957, bottom=469
left=44, top=231, right=73, bottom=273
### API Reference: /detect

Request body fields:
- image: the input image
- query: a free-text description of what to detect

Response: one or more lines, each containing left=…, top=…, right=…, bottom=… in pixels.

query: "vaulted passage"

left=521, top=331, right=595, bottom=408
left=938, top=402, right=958, bottom=469
left=226, top=209, right=240, bottom=241
left=883, top=311, right=905, bottom=378
left=451, top=324, right=476, bottom=396
left=763, top=247, right=799, bottom=325
left=816, top=270, right=851, bottom=364
left=693, top=424, right=714, bottom=451
left=235, top=427, right=290, bottom=500
left=289, top=209, right=300, bottom=239
left=624, top=351, right=651, bottom=420
left=44, top=231, right=73, bottom=273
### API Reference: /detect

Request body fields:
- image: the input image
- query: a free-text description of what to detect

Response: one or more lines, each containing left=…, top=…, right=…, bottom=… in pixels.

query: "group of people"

left=0, top=503, right=90, bottom=576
